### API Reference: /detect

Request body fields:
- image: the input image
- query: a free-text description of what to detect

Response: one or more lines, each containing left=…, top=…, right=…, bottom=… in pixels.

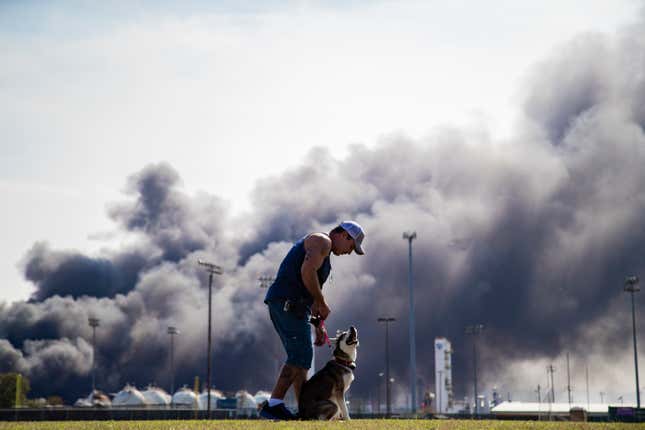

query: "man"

left=260, top=220, right=366, bottom=420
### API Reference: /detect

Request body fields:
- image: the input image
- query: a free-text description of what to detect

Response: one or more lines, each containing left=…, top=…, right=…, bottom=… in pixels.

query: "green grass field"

left=0, top=420, right=643, bottom=430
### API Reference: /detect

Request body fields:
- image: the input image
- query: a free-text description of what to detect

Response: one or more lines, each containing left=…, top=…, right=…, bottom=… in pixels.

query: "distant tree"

left=0, top=373, right=30, bottom=408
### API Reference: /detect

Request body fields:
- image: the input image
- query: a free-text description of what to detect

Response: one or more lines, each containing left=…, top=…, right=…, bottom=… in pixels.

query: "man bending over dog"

left=260, top=221, right=366, bottom=420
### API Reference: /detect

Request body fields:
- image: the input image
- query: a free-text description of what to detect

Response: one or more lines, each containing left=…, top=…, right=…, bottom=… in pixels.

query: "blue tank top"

left=264, top=236, right=332, bottom=307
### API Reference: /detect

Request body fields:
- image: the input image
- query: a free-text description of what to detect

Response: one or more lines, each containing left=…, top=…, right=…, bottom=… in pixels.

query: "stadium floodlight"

left=402, top=231, right=417, bottom=413
left=198, top=259, right=223, bottom=419
left=88, top=317, right=100, bottom=392
left=167, top=326, right=179, bottom=400
left=465, top=324, right=484, bottom=416
left=624, top=276, right=641, bottom=409
left=378, top=317, right=396, bottom=417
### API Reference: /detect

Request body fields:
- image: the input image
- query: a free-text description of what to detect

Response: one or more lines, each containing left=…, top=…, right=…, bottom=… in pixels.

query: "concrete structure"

left=434, top=337, right=454, bottom=413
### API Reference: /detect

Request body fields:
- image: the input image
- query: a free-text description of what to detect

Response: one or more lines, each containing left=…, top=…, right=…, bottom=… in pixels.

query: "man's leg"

left=270, top=363, right=308, bottom=402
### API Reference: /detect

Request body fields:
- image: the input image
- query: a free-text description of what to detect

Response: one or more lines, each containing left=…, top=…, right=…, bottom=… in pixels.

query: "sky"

left=1, top=0, right=644, bottom=407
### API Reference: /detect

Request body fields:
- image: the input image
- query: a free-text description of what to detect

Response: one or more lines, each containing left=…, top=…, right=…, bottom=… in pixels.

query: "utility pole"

left=378, top=372, right=384, bottom=414
left=198, top=259, right=223, bottom=419
left=624, top=276, right=641, bottom=409
left=378, top=317, right=396, bottom=417
left=167, top=326, right=179, bottom=400
left=536, top=384, right=542, bottom=421
left=567, top=353, right=572, bottom=407
left=88, top=317, right=100, bottom=392
left=465, top=324, right=484, bottom=416
left=600, top=391, right=605, bottom=404
left=586, top=365, right=590, bottom=411
left=403, top=231, right=417, bottom=413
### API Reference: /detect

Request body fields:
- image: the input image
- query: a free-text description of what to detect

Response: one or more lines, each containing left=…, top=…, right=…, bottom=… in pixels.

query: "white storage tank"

left=254, top=390, right=271, bottom=406
left=198, top=389, right=224, bottom=410
left=74, top=389, right=112, bottom=408
left=171, top=387, right=198, bottom=408
left=236, top=390, right=258, bottom=416
left=112, top=385, right=147, bottom=407
left=142, top=386, right=171, bottom=406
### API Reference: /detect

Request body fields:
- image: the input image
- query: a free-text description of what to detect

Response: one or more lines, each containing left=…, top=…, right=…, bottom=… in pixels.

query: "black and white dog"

left=298, top=326, right=359, bottom=420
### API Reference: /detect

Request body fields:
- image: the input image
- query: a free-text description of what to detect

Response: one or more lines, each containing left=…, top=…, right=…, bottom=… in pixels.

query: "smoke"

left=2, top=14, right=645, bottom=405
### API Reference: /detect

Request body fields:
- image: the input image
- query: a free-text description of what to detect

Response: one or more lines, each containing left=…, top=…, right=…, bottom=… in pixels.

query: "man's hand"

left=311, top=299, right=331, bottom=320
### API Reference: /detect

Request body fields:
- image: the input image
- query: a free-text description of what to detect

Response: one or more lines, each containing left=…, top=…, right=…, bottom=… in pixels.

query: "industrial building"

left=434, top=337, right=455, bottom=413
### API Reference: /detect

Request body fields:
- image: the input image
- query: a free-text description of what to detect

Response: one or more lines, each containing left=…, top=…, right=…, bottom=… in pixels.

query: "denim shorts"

left=267, top=300, right=312, bottom=369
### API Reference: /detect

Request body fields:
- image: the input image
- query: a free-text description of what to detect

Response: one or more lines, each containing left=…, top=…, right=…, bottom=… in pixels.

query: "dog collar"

left=334, top=357, right=356, bottom=371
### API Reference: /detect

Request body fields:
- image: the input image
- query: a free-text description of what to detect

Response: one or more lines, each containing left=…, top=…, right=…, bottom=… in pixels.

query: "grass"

left=0, top=420, right=643, bottom=430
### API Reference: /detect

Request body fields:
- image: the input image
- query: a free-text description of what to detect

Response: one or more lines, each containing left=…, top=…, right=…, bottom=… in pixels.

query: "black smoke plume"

left=1, top=15, right=645, bottom=404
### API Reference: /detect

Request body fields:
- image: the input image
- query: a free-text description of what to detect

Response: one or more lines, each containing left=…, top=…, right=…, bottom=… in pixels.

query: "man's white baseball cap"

left=339, top=220, right=365, bottom=255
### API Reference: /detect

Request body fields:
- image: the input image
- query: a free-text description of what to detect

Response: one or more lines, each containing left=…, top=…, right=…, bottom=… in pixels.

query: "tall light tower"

left=378, top=317, right=396, bottom=417
left=402, top=231, right=417, bottom=413
left=624, top=275, right=641, bottom=409
left=465, top=324, right=484, bottom=416
left=167, top=326, right=179, bottom=398
left=88, top=317, right=100, bottom=392
left=198, top=259, right=223, bottom=419
left=547, top=364, right=556, bottom=404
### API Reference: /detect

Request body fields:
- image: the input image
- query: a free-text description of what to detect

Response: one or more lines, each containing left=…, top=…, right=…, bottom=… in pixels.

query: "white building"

left=434, top=337, right=455, bottom=413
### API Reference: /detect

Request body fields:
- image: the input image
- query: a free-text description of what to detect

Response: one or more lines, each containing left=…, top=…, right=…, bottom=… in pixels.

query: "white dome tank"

left=74, top=389, right=112, bottom=408
left=112, top=385, right=147, bottom=406
left=236, top=390, right=257, bottom=409
left=236, top=390, right=257, bottom=416
left=254, top=390, right=271, bottom=405
left=171, top=387, right=198, bottom=408
left=198, top=389, right=224, bottom=410
left=141, top=386, right=171, bottom=406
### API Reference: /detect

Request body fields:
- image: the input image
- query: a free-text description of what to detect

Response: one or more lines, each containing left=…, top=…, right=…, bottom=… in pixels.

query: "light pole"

left=378, top=372, right=384, bottom=414
left=88, top=317, right=100, bottom=392
left=465, top=324, right=484, bottom=416
left=378, top=317, right=396, bottom=417
left=402, top=231, right=417, bottom=413
left=167, top=326, right=179, bottom=399
left=625, top=275, right=641, bottom=409
left=198, top=259, right=223, bottom=419
left=547, top=365, right=556, bottom=404
left=566, top=353, right=572, bottom=407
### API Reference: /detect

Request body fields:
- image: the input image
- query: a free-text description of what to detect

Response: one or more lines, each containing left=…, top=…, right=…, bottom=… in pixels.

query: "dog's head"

left=333, top=326, right=359, bottom=363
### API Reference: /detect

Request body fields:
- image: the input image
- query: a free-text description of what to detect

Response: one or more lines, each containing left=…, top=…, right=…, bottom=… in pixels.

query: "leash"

left=319, top=319, right=332, bottom=348
left=311, top=316, right=332, bottom=348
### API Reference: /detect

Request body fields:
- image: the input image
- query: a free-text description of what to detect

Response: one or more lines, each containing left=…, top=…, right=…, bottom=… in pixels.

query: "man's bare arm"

left=301, top=234, right=332, bottom=318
